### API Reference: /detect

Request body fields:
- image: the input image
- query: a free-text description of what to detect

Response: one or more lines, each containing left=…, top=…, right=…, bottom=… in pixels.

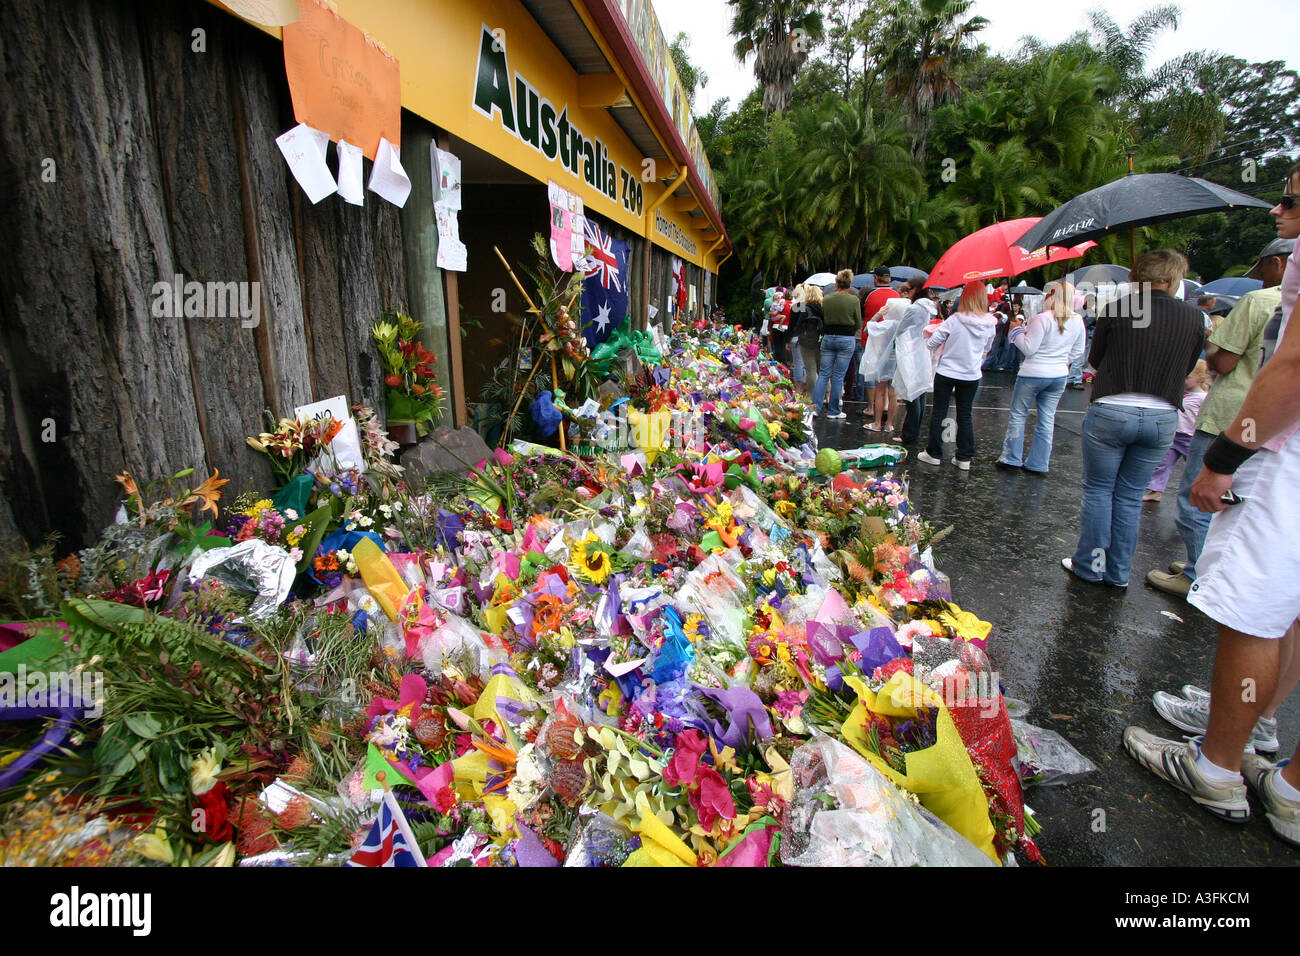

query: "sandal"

left=865, top=422, right=884, bottom=432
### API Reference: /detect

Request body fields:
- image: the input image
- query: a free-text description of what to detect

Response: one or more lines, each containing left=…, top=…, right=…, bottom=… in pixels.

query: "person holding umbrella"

left=995, top=280, right=1086, bottom=474
left=1062, top=250, right=1205, bottom=587
left=915, top=282, right=998, bottom=470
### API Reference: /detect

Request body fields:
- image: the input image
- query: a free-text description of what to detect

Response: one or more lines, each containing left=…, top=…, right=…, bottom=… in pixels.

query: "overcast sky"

left=652, top=0, right=1300, bottom=116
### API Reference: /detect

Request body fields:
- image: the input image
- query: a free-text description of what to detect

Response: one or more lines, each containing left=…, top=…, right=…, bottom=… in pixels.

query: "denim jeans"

left=1070, top=403, right=1178, bottom=586
left=900, top=393, right=926, bottom=442
left=846, top=341, right=865, bottom=399
left=998, top=375, right=1067, bottom=472
left=926, top=374, right=980, bottom=461
left=1174, top=429, right=1215, bottom=581
left=812, top=334, right=856, bottom=414
left=791, top=335, right=805, bottom=383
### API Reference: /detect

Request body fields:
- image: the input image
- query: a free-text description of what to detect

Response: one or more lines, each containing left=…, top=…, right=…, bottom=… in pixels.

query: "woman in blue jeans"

left=811, top=270, right=862, bottom=418
left=1062, top=251, right=1206, bottom=587
left=996, top=281, right=1086, bottom=473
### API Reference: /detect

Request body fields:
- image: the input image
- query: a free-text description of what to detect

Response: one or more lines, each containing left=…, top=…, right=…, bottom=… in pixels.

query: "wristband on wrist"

left=1202, top=433, right=1257, bottom=475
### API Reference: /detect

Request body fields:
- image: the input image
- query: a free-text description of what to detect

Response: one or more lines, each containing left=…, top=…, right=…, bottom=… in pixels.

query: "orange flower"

left=182, top=469, right=230, bottom=519
left=113, top=471, right=140, bottom=499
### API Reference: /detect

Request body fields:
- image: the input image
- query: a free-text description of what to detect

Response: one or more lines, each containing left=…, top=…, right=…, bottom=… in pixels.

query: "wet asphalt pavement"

left=816, top=372, right=1300, bottom=867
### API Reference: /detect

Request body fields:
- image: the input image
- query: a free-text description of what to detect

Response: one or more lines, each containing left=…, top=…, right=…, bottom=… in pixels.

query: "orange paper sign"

left=282, top=0, right=400, bottom=161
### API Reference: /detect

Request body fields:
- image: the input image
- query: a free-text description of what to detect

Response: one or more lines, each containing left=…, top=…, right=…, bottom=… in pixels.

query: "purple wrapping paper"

left=513, top=825, right=560, bottom=867
left=850, top=626, right=904, bottom=671
left=693, top=686, right=773, bottom=750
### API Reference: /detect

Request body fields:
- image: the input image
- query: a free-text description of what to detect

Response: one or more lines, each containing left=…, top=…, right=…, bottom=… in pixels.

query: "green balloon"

left=815, top=447, right=843, bottom=476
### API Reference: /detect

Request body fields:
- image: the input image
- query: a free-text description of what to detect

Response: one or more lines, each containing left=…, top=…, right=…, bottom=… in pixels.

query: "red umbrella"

left=926, top=218, right=1097, bottom=289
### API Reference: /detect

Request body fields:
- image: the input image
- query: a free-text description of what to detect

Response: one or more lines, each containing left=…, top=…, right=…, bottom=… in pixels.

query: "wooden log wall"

left=0, top=0, right=415, bottom=549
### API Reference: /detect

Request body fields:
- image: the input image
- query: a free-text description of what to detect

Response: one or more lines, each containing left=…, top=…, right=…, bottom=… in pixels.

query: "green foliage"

left=710, top=1, right=1297, bottom=299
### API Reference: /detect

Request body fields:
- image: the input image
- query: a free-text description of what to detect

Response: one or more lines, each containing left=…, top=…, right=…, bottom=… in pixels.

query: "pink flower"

left=663, top=729, right=708, bottom=787
left=690, top=766, right=736, bottom=830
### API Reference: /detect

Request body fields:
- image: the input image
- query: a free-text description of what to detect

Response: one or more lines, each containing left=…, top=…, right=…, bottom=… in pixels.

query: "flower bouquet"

left=372, top=312, right=447, bottom=442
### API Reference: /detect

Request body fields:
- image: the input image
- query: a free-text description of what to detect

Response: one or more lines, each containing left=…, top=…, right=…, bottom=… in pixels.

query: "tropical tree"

left=669, top=32, right=709, bottom=110
left=728, top=0, right=825, bottom=116
left=798, top=99, right=922, bottom=263
left=878, top=0, right=988, bottom=163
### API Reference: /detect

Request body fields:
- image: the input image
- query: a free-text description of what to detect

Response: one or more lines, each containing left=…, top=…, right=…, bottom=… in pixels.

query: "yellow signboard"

left=212, top=0, right=721, bottom=268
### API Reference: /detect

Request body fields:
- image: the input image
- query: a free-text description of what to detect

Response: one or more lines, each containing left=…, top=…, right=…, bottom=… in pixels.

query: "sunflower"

left=570, top=533, right=612, bottom=584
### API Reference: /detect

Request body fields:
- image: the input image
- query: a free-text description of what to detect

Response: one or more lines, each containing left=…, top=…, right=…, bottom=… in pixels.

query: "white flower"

left=358, top=515, right=374, bottom=528
left=284, top=509, right=299, bottom=520
left=392, top=500, right=404, bottom=513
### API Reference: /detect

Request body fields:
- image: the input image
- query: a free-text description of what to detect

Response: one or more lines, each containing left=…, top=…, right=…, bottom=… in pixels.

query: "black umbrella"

left=1013, top=174, right=1272, bottom=259
left=1007, top=284, right=1042, bottom=295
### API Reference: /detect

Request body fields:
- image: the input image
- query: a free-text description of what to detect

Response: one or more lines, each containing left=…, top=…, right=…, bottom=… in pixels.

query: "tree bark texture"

left=0, top=0, right=409, bottom=549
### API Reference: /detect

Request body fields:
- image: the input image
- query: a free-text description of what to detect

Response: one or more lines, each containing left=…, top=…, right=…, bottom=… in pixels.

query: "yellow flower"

left=570, top=533, right=611, bottom=584
left=190, top=747, right=222, bottom=795
left=133, top=828, right=173, bottom=863
left=204, top=842, right=236, bottom=867
left=774, top=500, right=797, bottom=519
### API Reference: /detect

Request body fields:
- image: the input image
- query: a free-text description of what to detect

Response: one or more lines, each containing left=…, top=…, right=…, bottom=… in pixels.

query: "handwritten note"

left=275, top=122, right=336, bottom=203
left=336, top=138, right=364, bottom=206
left=435, top=202, right=467, bottom=272
left=282, top=0, right=401, bottom=161
left=367, top=137, right=411, bottom=207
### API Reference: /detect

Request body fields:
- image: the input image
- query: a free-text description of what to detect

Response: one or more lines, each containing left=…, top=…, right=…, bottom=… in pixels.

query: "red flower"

left=663, top=729, right=708, bottom=787
left=195, top=782, right=233, bottom=842
left=432, top=785, right=457, bottom=814
left=689, top=766, right=736, bottom=831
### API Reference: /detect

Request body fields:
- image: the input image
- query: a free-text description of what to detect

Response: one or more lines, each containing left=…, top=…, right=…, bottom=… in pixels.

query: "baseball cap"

left=1245, top=237, right=1296, bottom=279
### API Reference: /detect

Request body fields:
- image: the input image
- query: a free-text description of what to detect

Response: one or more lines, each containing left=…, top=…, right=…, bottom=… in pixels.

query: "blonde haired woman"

left=995, top=280, right=1086, bottom=474
left=916, top=282, right=997, bottom=469
left=795, top=284, right=825, bottom=395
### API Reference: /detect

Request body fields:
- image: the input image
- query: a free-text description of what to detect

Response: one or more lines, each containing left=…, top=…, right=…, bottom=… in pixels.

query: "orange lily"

left=182, top=469, right=230, bottom=518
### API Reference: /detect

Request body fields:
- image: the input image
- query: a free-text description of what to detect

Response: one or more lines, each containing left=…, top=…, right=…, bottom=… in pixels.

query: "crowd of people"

left=745, top=167, right=1300, bottom=851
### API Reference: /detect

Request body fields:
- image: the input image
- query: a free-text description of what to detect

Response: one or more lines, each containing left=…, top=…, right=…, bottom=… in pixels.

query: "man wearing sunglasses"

left=1126, top=165, right=1300, bottom=850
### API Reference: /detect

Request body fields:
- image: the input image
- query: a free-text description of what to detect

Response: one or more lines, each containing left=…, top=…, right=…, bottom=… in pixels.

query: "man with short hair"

left=1126, top=167, right=1300, bottom=849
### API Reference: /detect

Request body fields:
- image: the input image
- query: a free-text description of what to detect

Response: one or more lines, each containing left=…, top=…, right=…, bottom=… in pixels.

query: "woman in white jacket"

left=995, top=280, right=1086, bottom=474
left=916, top=282, right=998, bottom=470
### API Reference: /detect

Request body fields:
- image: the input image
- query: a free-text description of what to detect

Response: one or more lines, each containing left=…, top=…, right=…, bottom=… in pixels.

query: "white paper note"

left=433, top=148, right=462, bottom=210
left=276, top=122, right=336, bottom=204
left=336, top=139, right=364, bottom=206
left=368, top=137, right=412, bottom=208
left=435, top=201, right=467, bottom=271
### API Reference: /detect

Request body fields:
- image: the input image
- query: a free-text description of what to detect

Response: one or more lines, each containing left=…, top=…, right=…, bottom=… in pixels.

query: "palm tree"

left=728, top=0, right=825, bottom=116
left=879, top=0, right=987, bottom=164
left=798, top=100, right=922, bottom=263
left=953, top=137, right=1050, bottom=231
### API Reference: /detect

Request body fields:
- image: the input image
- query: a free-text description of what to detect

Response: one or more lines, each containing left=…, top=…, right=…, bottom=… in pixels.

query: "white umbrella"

left=803, top=272, right=836, bottom=287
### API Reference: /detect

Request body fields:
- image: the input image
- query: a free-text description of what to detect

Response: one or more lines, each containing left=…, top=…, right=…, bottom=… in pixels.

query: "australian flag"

left=581, top=218, right=630, bottom=349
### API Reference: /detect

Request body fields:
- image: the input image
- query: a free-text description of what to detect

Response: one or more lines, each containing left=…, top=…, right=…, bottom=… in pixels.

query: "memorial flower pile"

left=0, top=318, right=1088, bottom=868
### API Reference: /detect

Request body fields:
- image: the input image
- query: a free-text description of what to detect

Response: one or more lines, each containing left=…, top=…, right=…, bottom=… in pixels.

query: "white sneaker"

left=916, top=451, right=941, bottom=466
left=951, top=458, right=971, bottom=471
left=1123, top=728, right=1250, bottom=822
left=1241, top=755, right=1300, bottom=848
left=826, top=412, right=847, bottom=420
left=1154, top=689, right=1280, bottom=752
